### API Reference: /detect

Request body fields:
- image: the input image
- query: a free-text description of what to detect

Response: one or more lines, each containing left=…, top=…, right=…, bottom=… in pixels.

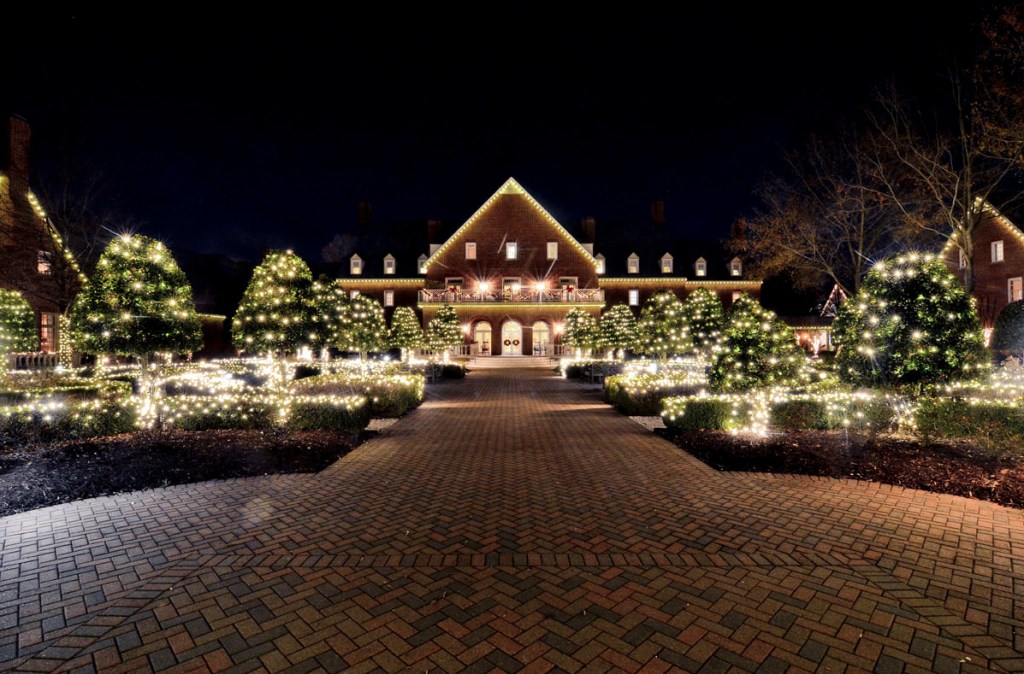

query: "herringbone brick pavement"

left=1, top=366, right=1022, bottom=673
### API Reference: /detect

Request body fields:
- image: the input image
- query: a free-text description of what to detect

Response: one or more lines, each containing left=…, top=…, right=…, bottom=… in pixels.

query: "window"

left=627, top=253, right=639, bottom=274
left=1010, top=277, right=1023, bottom=303
left=349, top=290, right=360, bottom=299
left=731, top=291, right=743, bottom=303
left=37, top=250, right=52, bottom=275
left=547, top=241, right=558, bottom=260
left=383, top=255, right=395, bottom=275
left=445, top=277, right=464, bottom=289
left=350, top=255, right=362, bottom=275
left=595, top=254, right=606, bottom=274
left=418, top=255, right=428, bottom=274
left=384, top=290, right=394, bottom=307
left=958, top=249, right=967, bottom=269
left=695, top=257, right=707, bottom=277
left=660, top=254, right=673, bottom=274
left=40, top=313, right=55, bottom=352
left=729, top=257, right=743, bottom=276
left=628, top=289, right=640, bottom=306
left=992, top=240, right=1005, bottom=263
left=466, top=242, right=477, bottom=260
left=506, top=241, right=517, bottom=260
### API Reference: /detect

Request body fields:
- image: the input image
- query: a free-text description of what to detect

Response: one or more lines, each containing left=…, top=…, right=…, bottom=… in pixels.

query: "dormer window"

left=729, top=257, right=742, bottom=276
left=466, top=242, right=477, bottom=260
left=595, top=254, right=606, bottom=274
left=660, top=253, right=673, bottom=274
left=418, top=254, right=428, bottom=274
left=383, top=254, right=395, bottom=275
left=350, top=254, right=362, bottom=275
left=694, top=257, right=707, bottom=277
left=627, top=253, right=639, bottom=274
left=506, top=241, right=517, bottom=260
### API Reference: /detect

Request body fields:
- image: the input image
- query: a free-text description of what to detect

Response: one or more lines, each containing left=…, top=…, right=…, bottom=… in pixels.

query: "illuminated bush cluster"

left=599, top=304, right=639, bottom=358
left=0, top=289, right=38, bottom=358
left=232, top=250, right=316, bottom=356
left=681, top=288, right=724, bottom=357
left=563, top=308, right=600, bottom=356
left=290, top=371, right=425, bottom=418
left=709, top=294, right=804, bottom=392
left=636, top=291, right=690, bottom=358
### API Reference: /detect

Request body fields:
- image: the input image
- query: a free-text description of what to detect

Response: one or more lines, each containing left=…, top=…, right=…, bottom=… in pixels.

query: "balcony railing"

left=420, top=288, right=604, bottom=304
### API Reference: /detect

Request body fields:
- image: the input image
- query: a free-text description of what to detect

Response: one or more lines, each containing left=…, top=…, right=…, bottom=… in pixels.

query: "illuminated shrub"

left=0, top=379, right=132, bottom=404
left=833, top=253, right=987, bottom=390
left=636, top=291, right=690, bottom=358
left=563, top=308, right=601, bottom=356
left=290, top=373, right=425, bottom=418
left=681, top=288, right=724, bottom=357
left=0, top=289, right=38, bottom=356
left=769, top=399, right=831, bottom=430
left=604, top=374, right=701, bottom=416
left=232, top=250, right=315, bottom=356
left=709, top=294, right=804, bottom=392
left=599, top=304, right=639, bottom=358
left=662, top=396, right=748, bottom=431
left=991, top=300, right=1024, bottom=357
left=0, top=399, right=136, bottom=445
left=164, top=393, right=276, bottom=431
left=286, top=396, right=371, bottom=433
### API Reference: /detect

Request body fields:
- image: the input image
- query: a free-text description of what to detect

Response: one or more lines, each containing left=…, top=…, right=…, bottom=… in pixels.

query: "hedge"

left=0, top=399, right=136, bottom=445
left=914, top=398, right=1024, bottom=454
left=662, top=396, right=747, bottom=431
left=290, top=373, right=424, bottom=418
left=604, top=374, right=702, bottom=416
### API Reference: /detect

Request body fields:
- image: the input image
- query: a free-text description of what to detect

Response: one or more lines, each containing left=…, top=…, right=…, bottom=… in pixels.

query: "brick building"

left=334, top=178, right=760, bottom=356
left=0, top=115, right=83, bottom=354
left=941, top=202, right=1024, bottom=329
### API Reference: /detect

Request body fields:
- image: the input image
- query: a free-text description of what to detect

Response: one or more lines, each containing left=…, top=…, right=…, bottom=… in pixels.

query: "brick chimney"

left=5, top=115, right=31, bottom=192
left=357, top=201, right=372, bottom=226
left=427, top=218, right=441, bottom=243
left=581, top=216, right=596, bottom=243
left=651, top=200, right=665, bottom=226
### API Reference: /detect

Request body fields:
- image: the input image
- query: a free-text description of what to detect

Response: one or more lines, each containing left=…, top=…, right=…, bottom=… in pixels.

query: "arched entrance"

left=474, top=321, right=492, bottom=356
left=501, top=320, right=522, bottom=356
left=532, top=321, right=550, bottom=356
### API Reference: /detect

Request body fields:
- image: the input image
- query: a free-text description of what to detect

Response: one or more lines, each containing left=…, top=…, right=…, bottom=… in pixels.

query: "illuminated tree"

left=599, top=304, right=638, bottom=359
left=636, top=291, right=690, bottom=358
left=425, top=304, right=462, bottom=360
left=563, top=307, right=600, bottom=356
left=232, top=250, right=315, bottom=357
left=348, top=294, right=388, bottom=360
left=991, top=300, right=1024, bottom=358
left=310, top=277, right=351, bottom=354
left=70, top=234, right=202, bottom=361
left=681, top=288, right=724, bottom=358
left=833, top=253, right=987, bottom=390
left=709, top=294, right=803, bottom=392
left=389, top=306, right=423, bottom=362
left=0, top=289, right=38, bottom=378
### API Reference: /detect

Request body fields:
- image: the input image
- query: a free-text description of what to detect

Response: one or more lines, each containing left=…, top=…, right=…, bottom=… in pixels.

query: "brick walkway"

left=2, top=366, right=1022, bottom=673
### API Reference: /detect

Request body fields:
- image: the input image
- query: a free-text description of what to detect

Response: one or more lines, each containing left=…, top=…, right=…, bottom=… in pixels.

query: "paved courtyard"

left=1, top=365, right=1023, bottom=673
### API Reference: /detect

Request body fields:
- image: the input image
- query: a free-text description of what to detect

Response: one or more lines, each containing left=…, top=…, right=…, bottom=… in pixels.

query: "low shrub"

left=604, top=375, right=701, bottom=416
left=0, top=379, right=132, bottom=404
left=162, top=394, right=276, bottom=431
left=662, top=396, right=745, bottom=432
left=769, top=399, right=831, bottom=430
left=0, top=399, right=136, bottom=446
left=441, top=364, right=466, bottom=379
left=286, top=395, right=370, bottom=433
left=290, top=373, right=425, bottom=418
left=914, top=398, right=1024, bottom=454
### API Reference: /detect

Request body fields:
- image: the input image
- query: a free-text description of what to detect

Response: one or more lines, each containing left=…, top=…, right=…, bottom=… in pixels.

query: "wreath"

left=504, top=339, right=511, bottom=346
left=513, top=339, right=520, bottom=346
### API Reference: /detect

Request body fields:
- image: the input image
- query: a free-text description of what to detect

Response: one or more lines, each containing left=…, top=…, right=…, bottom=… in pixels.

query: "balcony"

left=419, top=288, right=604, bottom=304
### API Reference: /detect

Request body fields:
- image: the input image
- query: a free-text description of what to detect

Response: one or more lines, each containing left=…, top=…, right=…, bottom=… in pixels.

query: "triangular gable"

left=423, top=177, right=598, bottom=270
left=940, top=199, right=1024, bottom=257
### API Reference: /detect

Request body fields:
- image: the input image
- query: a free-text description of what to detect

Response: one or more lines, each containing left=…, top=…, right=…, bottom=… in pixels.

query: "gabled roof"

left=940, top=199, right=1024, bottom=257
left=422, top=177, right=598, bottom=271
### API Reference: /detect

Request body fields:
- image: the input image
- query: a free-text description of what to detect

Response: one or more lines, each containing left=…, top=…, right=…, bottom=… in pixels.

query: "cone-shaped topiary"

left=0, top=289, right=39, bottom=356
left=682, top=287, right=724, bottom=357
left=232, top=250, right=315, bottom=356
left=636, top=291, right=690, bottom=358
left=709, top=294, right=804, bottom=392
left=310, top=277, right=351, bottom=352
left=425, top=304, right=462, bottom=351
left=70, top=234, right=202, bottom=358
left=833, top=253, right=988, bottom=389
left=600, top=304, right=638, bottom=359
left=563, top=307, right=600, bottom=356
left=348, top=294, right=388, bottom=359
left=389, top=306, right=423, bottom=361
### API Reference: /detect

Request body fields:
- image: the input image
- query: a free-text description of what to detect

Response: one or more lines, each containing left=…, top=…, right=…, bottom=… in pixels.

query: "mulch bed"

left=663, top=428, right=1024, bottom=510
left=0, top=429, right=362, bottom=518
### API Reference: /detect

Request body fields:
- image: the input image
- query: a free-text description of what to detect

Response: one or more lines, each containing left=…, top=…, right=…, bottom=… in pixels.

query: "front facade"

left=335, top=178, right=761, bottom=356
left=942, top=203, right=1024, bottom=329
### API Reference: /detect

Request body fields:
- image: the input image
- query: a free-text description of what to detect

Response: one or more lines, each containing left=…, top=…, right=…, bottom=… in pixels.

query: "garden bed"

left=664, top=428, right=1024, bottom=509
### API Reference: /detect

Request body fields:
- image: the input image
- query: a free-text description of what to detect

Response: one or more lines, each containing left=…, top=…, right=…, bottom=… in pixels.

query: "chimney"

left=581, top=216, right=596, bottom=243
left=651, top=200, right=665, bottom=226
left=427, top=218, right=441, bottom=243
left=6, top=115, right=31, bottom=191
left=357, top=201, right=372, bottom=226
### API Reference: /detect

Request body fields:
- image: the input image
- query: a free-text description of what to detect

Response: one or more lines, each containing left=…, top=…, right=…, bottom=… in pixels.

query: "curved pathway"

left=1, top=367, right=1022, bottom=673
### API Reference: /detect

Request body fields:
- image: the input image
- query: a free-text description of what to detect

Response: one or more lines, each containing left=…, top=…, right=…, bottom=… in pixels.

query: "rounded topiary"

left=991, top=300, right=1024, bottom=357
left=636, top=291, right=690, bottom=358
left=600, top=304, right=638, bottom=359
left=709, top=294, right=803, bottom=392
left=0, top=289, right=39, bottom=355
left=562, top=307, right=600, bottom=356
left=833, top=253, right=987, bottom=389
left=232, top=250, right=315, bottom=356
left=682, top=288, right=724, bottom=356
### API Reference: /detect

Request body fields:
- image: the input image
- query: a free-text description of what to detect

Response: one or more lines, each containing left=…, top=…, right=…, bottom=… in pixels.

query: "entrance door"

left=501, top=320, right=522, bottom=355
left=474, top=321, right=492, bottom=356
left=532, top=321, right=550, bottom=355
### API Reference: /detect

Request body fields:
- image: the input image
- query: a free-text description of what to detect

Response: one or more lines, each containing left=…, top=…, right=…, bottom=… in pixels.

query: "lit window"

left=547, top=241, right=558, bottom=260
left=1010, top=277, right=1023, bottom=303
left=384, top=255, right=395, bottom=275
left=466, top=242, right=477, bottom=260
left=596, top=254, right=606, bottom=274
left=731, top=291, right=743, bottom=303
left=958, top=249, right=966, bottom=269
left=418, top=255, right=428, bottom=274
left=628, top=289, right=639, bottom=306
left=384, top=290, right=394, bottom=307
left=350, top=255, right=362, bottom=275
left=992, top=240, right=1005, bottom=263
left=350, top=290, right=360, bottom=299
left=695, top=258, right=707, bottom=277
left=40, top=313, right=55, bottom=352
left=660, top=254, right=673, bottom=274
left=730, top=257, right=743, bottom=276
left=37, top=250, right=52, bottom=275
left=506, top=242, right=517, bottom=260
left=627, top=254, right=639, bottom=274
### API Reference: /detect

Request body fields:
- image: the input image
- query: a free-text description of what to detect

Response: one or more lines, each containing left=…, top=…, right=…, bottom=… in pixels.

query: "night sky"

left=3, top=6, right=1002, bottom=265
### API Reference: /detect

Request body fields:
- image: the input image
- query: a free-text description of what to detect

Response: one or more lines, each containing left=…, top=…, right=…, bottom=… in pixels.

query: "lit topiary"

left=991, top=300, right=1024, bottom=358
left=310, top=277, right=351, bottom=354
left=425, top=304, right=462, bottom=360
left=563, top=307, right=600, bottom=356
left=833, top=253, right=987, bottom=390
left=347, top=294, right=388, bottom=360
left=682, top=288, right=724, bottom=357
left=232, top=250, right=315, bottom=357
left=636, top=291, right=690, bottom=358
left=709, top=294, right=804, bottom=392
left=0, top=289, right=38, bottom=377
left=70, top=234, right=202, bottom=360
left=389, top=306, right=423, bottom=362
left=600, top=304, right=638, bottom=359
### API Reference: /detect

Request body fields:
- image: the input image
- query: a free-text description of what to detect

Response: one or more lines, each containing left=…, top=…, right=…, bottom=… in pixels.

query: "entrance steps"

left=465, top=356, right=559, bottom=369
